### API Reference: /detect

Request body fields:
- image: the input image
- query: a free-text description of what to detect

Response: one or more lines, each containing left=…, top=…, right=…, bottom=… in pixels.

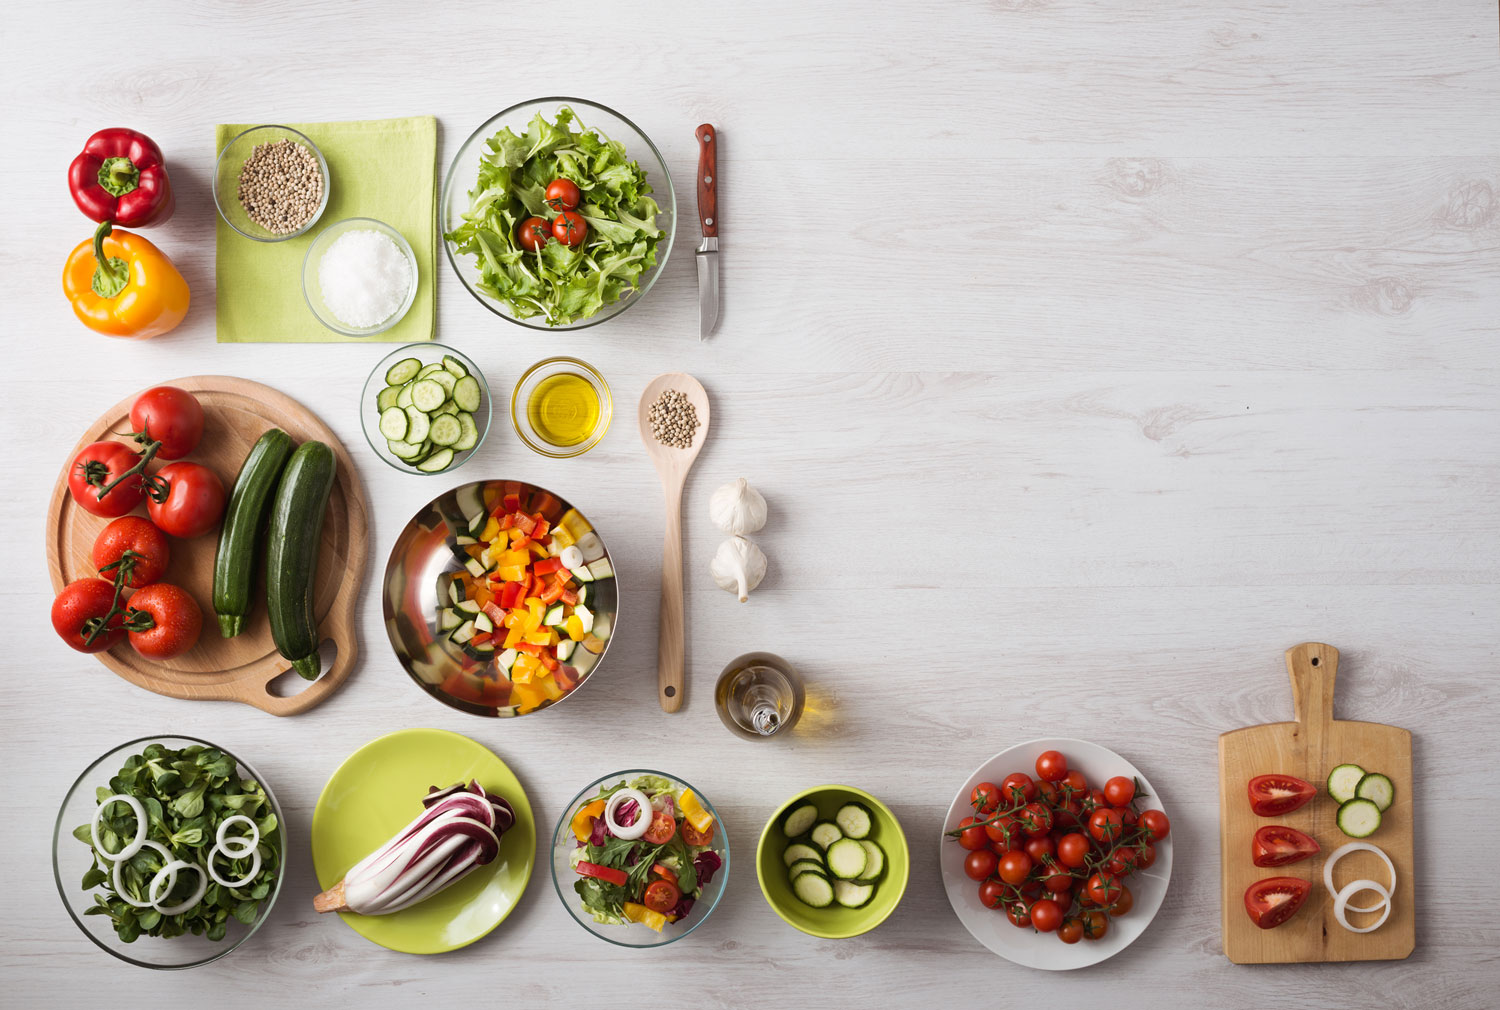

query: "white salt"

left=318, top=229, right=414, bottom=328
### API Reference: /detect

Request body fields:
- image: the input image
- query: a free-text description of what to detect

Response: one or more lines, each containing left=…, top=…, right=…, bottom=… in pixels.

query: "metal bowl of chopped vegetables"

left=381, top=479, right=620, bottom=717
left=441, top=97, right=676, bottom=330
left=51, top=736, right=287, bottom=969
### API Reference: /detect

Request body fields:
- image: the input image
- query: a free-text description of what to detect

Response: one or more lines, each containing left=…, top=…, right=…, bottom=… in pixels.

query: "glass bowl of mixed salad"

left=551, top=770, right=728, bottom=947
left=441, top=97, right=676, bottom=330
left=51, top=736, right=286, bottom=969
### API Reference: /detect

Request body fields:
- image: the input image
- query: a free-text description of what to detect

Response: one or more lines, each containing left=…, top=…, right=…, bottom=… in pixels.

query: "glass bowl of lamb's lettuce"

left=551, top=770, right=727, bottom=947
left=442, top=99, right=676, bottom=330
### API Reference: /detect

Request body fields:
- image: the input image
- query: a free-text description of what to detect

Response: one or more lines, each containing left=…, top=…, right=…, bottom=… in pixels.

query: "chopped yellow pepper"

left=571, top=799, right=606, bottom=841
left=622, top=902, right=666, bottom=932
left=679, top=788, right=715, bottom=832
left=564, top=615, right=585, bottom=641
left=497, top=565, right=527, bottom=583
left=559, top=509, right=592, bottom=538
left=549, top=526, right=576, bottom=549
left=480, top=516, right=501, bottom=542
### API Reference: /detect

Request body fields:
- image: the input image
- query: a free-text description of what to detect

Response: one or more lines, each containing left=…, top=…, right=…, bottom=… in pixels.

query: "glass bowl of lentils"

left=213, top=125, right=330, bottom=242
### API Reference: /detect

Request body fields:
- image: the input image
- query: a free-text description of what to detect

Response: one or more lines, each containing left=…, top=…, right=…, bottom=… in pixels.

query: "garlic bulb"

left=710, top=536, right=767, bottom=602
left=708, top=478, right=767, bottom=535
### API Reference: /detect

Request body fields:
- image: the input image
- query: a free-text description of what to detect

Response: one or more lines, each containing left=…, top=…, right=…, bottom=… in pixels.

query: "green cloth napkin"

left=215, top=116, right=436, bottom=343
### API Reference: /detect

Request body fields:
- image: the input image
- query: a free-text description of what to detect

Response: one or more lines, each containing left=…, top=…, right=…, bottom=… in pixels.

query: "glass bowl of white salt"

left=302, top=217, right=418, bottom=336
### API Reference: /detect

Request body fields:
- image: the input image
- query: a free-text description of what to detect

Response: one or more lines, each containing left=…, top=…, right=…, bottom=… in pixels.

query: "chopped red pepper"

left=559, top=587, right=579, bottom=606
left=532, top=518, right=551, bottom=538
left=555, top=665, right=580, bottom=691
left=510, top=512, right=537, bottom=535
left=471, top=631, right=492, bottom=647
left=555, top=566, right=572, bottom=582
left=540, top=581, right=564, bottom=605
left=482, top=601, right=506, bottom=627
left=537, top=651, right=559, bottom=672
left=576, top=861, right=627, bottom=887
left=534, top=557, right=562, bottom=575
left=501, top=493, right=522, bottom=515
left=498, top=581, right=525, bottom=609
left=651, top=863, right=679, bottom=885
left=514, top=642, right=543, bottom=656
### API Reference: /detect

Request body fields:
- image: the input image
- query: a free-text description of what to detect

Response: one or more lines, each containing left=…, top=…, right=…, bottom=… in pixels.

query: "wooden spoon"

left=638, top=373, right=711, bottom=712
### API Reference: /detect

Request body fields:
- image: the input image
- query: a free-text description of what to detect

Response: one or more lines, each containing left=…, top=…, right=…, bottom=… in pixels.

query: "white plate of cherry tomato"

left=939, top=737, right=1174, bottom=970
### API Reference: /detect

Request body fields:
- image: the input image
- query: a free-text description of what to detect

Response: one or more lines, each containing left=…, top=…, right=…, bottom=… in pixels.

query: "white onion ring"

left=90, top=794, right=146, bottom=862
left=1334, top=878, right=1392, bottom=933
left=604, top=788, right=652, bottom=840
left=113, top=841, right=175, bottom=908
left=1323, top=841, right=1396, bottom=913
left=207, top=842, right=263, bottom=889
left=150, top=859, right=208, bottom=915
left=215, top=815, right=260, bottom=859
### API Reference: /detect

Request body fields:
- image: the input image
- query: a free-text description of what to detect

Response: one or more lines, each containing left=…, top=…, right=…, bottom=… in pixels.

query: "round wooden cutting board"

left=46, top=376, right=370, bottom=715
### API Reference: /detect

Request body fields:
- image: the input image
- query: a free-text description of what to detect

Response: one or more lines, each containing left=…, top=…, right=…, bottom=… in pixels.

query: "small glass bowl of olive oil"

left=510, top=357, right=613, bottom=457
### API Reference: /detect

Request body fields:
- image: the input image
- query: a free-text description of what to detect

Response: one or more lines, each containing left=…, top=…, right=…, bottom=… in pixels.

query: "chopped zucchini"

left=1336, top=797, right=1382, bottom=838
left=782, top=843, right=823, bottom=867
left=835, top=802, right=873, bottom=840
left=810, top=821, right=843, bottom=851
left=1327, top=763, right=1366, bottom=804
left=781, top=802, right=819, bottom=838
left=1355, top=772, right=1394, bottom=812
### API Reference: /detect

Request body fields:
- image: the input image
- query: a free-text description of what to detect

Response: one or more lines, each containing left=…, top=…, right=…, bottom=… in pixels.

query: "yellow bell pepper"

left=679, top=789, right=715, bottom=832
left=538, top=675, right=564, bottom=702
left=564, top=615, right=585, bottom=641
left=559, top=509, right=592, bottom=538
left=527, top=540, right=551, bottom=558
left=502, top=627, right=524, bottom=648
left=571, top=799, right=606, bottom=841
left=623, top=902, right=666, bottom=932
left=63, top=221, right=189, bottom=339
left=499, top=550, right=530, bottom=569
left=497, top=565, right=528, bottom=583
left=549, top=526, right=576, bottom=549
left=511, top=656, right=536, bottom=684
left=524, top=630, right=553, bottom=646
left=510, top=681, right=545, bottom=712
left=480, top=516, right=501, bottom=542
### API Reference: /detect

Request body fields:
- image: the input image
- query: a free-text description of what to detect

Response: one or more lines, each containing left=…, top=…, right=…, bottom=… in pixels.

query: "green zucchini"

left=213, top=429, right=295, bottom=637
left=266, top=441, right=336, bottom=680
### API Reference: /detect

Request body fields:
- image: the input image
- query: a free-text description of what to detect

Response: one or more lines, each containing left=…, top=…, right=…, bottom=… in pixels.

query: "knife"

left=695, top=123, right=719, bottom=340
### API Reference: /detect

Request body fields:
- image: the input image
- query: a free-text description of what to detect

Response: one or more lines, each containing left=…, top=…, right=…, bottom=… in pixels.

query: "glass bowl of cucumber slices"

left=361, top=343, right=491, bottom=474
left=756, top=785, right=910, bottom=939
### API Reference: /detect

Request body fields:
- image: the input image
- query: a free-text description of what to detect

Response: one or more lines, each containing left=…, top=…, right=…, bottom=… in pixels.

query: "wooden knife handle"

left=696, top=124, right=718, bottom=237
left=1284, top=641, right=1339, bottom=726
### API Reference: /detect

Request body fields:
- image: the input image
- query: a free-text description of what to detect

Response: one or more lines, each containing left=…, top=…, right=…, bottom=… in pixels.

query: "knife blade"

left=695, top=123, right=719, bottom=340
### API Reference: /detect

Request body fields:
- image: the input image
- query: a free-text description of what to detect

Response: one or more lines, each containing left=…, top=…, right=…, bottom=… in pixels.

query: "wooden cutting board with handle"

left=1218, top=642, right=1413, bottom=963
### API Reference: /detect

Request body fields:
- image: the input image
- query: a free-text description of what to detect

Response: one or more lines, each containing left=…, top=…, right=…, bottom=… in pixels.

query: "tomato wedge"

left=1244, top=876, right=1311, bottom=929
left=1247, top=774, right=1317, bottom=816
left=576, top=861, right=627, bottom=887
left=1251, top=825, right=1321, bottom=867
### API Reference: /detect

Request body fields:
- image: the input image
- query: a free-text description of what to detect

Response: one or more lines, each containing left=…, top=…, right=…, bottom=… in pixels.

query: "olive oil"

left=526, top=372, right=600, bottom=447
left=715, top=652, right=805, bottom=739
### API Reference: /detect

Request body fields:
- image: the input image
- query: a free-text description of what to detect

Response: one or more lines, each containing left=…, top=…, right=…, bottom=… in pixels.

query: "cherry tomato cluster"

left=950, top=750, right=1171, bottom=945
left=516, top=178, right=589, bottom=252
left=53, top=386, right=217, bottom=660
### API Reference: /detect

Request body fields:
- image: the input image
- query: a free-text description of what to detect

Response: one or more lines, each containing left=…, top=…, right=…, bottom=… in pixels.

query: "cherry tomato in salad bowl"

left=680, top=819, right=714, bottom=847
left=552, top=210, right=588, bottom=247
left=146, top=461, right=225, bottom=538
left=643, top=878, right=682, bottom=914
left=91, top=516, right=170, bottom=588
left=129, top=385, right=204, bottom=460
left=964, top=849, right=998, bottom=881
left=1251, top=825, right=1320, bottom=868
left=642, top=808, right=677, bottom=844
left=545, top=178, right=582, bottom=211
left=68, top=440, right=145, bottom=517
left=51, top=578, right=127, bottom=653
left=124, top=582, right=201, bottom=660
left=516, top=216, right=551, bottom=252
left=1035, top=750, right=1068, bottom=783
left=1244, top=876, right=1311, bottom=930
left=1247, top=775, right=1316, bottom=817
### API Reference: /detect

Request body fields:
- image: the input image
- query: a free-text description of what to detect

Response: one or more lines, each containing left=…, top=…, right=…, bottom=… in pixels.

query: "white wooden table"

left=3, top=2, right=1497, bottom=1006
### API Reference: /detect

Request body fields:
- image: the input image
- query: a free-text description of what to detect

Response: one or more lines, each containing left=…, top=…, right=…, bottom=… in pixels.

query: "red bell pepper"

left=510, top=512, right=537, bottom=535
left=498, top=581, right=525, bottom=609
left=559, top=587, right=579, bottom=606
left=537, top=651, right=559, bottom=672
left=68, top=129, right=175, bottom=228
left=534, top=557, right=562, bottom=576
left=500, top=493, right=522, bottom=515
left=539, top=581, right=564, bottom=605
left=532, top=517, right=551, bottom=539
left=576, top=861, right=627, bottom=887
left=555, top=665, right=580, bottom=691
left=651, top=862, right=679, bottom=885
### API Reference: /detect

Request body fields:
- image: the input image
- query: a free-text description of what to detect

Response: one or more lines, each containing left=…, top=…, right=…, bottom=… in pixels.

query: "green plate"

left=756, top=784, right=909, bottom=939
left=311, top=728, right=536, bottom=954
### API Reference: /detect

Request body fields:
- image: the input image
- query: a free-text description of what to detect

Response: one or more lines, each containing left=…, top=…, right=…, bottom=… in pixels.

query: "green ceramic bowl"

left=756, top=785, right=909, bottom=938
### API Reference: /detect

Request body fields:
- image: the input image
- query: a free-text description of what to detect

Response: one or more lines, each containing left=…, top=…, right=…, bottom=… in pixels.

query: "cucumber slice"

left=810, top=821, right=843, bottom=850
left=411, top=379, right=446, bottom=412
left=396, top=382, right=415, bottom=409
left=453, top=375, right=482, bottom=412
left=791, top=872, right=834, bottom=908
left=835, top=802, right=873, bottom=840
left=376, top=385, right=403, bottom=411
left=404, top=406, right=431, bottom=444
left=378, top=406, right=408, bottom=441
left=788, top=859, right=827, bottom=880
left=833, top=879, right=875, bottom=908
left=443, top=355, right=469, bottom=378
left=781, top=802, right=819, bottom=838
left=1327, top=763, right=1366, bottom=804
left=782, top=843, right=823, bottom=867
left=426, top=369, right=457, bottom=395
left=453, top=412, right=480, bottom=451
left=429, top=413, right=463, bottom=447
left=1337, top=797, right=1382, bottom=837
left=825, top=837, right=868, bottom=880
left=418, top=447, right=454, bottom=473
left=855, top=840, right=885, bottom=882
left=415, top=362, right=444, bottom=378
left=386, top=437, right=423, bottom=459
left=385, top=357, right=421, bottom=385
left=1355, top=772, right=1394, bottom=812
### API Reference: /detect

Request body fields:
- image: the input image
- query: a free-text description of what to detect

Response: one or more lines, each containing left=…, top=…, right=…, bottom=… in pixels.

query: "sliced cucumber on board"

left=1355, top=772, right=1394, bottom=812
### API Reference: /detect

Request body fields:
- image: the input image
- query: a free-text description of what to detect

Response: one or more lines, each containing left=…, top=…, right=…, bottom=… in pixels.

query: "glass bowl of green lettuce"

left=51, top=736, right=286, bottom=969
left=442, top=98, right=677, bottom=330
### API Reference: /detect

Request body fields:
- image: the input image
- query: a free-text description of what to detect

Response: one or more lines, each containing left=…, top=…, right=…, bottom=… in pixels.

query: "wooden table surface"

left=3, top=3, right=1496, bottom=1007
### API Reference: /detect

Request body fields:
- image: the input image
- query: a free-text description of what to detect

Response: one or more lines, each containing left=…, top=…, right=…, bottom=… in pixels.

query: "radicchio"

left=616, top=798, right=640, bottom=827
left=693, top=850, right=723, bottom=885
left=670, top=896, right=695, bottom=921
left=588, top=816, right=608, bottom=847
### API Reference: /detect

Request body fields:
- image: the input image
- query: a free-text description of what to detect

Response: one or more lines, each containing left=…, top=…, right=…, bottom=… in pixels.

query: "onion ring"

left=90, top=794, right=146, bottom=862
left=150, top=859, right=208, bottom=916
left=113, top=840, right=175, bottom=908
left=215, top=814, right=260, bottom=859
left=1323, top=841, right=1396, bottom=913
left=605, top=788, right=652, bottom=840
left=207, top=842, right=263, bottom=889
left=1334, top=878, right=1392, bottom=933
